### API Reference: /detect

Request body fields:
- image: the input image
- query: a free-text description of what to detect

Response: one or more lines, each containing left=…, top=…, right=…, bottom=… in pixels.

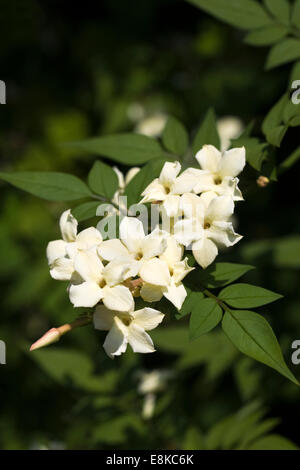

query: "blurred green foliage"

left=0, top=0, right=300, bottom=450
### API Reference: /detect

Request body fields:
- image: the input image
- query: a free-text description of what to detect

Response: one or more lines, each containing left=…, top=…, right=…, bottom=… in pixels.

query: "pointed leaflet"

left=263, top=0, right=291, bottom=26
left=72, top=201, right=100, bottom=222
left=266, top=39, right=300, bottom=70
left=124, top=158, right=166, bottom=206
left=191, top=263, right=255, bottom=289
left=189, top=298, right=222, bottom=339
left=244, top=25, right=289, bottom=47
left=0, top=171, right=92, bottom=201
left=187, top=0, right=273, bottom=30
left=162, top=116, right=189, bottom=156
left=65, top=133, right=166, bottom=165
left=176, top=290, right=204, bottom=319
left=192, top=108, right=220, bottom=153
left=219, top=283, right=282, bottom=308
left=88, top=160, right=119, bottom=199
left=222, top=310, right=298, bottom=384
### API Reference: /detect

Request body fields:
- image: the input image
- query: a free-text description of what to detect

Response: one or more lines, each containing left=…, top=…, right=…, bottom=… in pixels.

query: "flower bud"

left=30, top=328, right=61, bottom=351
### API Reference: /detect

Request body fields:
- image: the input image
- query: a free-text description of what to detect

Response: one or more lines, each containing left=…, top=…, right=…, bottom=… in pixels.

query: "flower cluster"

left=46, top=144, right=245, bottom=358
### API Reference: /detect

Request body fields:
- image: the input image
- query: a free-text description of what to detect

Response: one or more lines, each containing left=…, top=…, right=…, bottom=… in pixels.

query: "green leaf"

left=248, top=434, right=299, bottom=450
left=266, top=39, right=300, bottom=69
left=65, top=133, right=166, bottom=165
left=192, top=108, right=220, bottom=154
left=183, top=427, right=206, bottom=450
left=187, top=0, right=273, bottom=30
left=162, top=116, right=189, bottom=156
left=176, top=290, right=204, bottom=319
left=263, top=0, right=290, bottom=26
left=222, top=310, right=298, bottom=384
left=124, top=158, right=166, bottom=207
left=231, top=136, right=267, bottom=171
left=292, top=0, right=300, bottom=27
left=262, top=92, right=289, bottom=135
left=219, top=283, right=283, bottom=308
left=190, top=298, right=222, bottom=339
left=72, top=201, right=100, bottom=222
left=266, top=125, right=288, bottom=147
left=0, top=171, right=92, bottom=201
left=244, top=24, right=289, bottom=46
left=88, top=160, right=119, bottom=199
left=28, top=346, right=117, bottom=392
left=192, top=262, right=255, bottom=288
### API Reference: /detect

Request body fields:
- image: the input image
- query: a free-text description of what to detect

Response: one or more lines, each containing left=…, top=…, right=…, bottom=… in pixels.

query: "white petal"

left=74, top=249, right=103, bottom=283
left=139, top=258, right=171, bottom=286
left=103, top=316, right=128, bottom=358
left=140, top=283, right=164, bottom=302
left=179, top=193, right=205, bottom=219
left=192, top=172, right=216, bottom=194
left=50, top=257, right=74, bottom=281
left=173, top=218, right=203, bottom=247
left=46, top=240, right=67, bottom=265
left=162, top=195, right=180, bottom=218
left=159, top=161, right=181, bottom=187
left=205, top=195, right=234, bottom=222
left=140, top=179, right=167, bottom=203
left=97, top=239, right=130, bottom=261
left=133, top=307, right=165, bottom=331
left=93, top=305, right=115, bottom=331
left=128, top=323, right=155, bottom=354
left=160, top=236, right=183, bottom=267
left=208, top=221, right=243, bottom=247
left=59, top=209, right=78, bottom=242
left=172, top=258, right=194, bottom=283
left=69, top=281, right=103, bottom=307
left=76, top=227, right=102, bottom=249
left=125, top=167, right=140, bottom=186
left=163, top=281, right=187, bottom=310
left=219, top=146, right=246, bottom=178
left=65, top=242, right=80, bottom=260
left=171, top=170, right=199, bottom=194
left=120, top=216, right=144, bottom=254
left=219, top=176, right=244, bottom=201
left=192, top=237, right=218, bottom=269
left=103, top=285, right=134, bottom=312
left=195, top=145, right=222, bottom=173
left=141, top=227, right=167, bottom=259
left=103, top=258, right=135, bottom=286
left=113, top=166, right=125, bottom=189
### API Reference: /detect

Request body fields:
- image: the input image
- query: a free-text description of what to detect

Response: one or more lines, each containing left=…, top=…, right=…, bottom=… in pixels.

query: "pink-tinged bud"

left=30, top=328, right=61, bottom=351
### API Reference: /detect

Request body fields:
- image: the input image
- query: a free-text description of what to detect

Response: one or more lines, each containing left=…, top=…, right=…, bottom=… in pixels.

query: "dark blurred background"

left=0, top=0, right=299, bottom=450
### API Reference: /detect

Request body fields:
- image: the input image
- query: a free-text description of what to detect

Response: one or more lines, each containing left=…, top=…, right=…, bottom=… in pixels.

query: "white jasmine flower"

left=69, top=249, right=134, bottom=310
left=140, top=236, right=194, bottom=310
left=174, top=192, right=242, bottom=269
left=137, top=369, right=173, bottom=394
left=135, top=113, right=167, bottom=137
left=99, top=217, right=168, bottom=277
left=93, top=304, right=164, bottom=358
left=46, top=210, right=102, bottom=281
left=217, top=116, right=244, bottom=152
left=137, top=369, right=173, bottom=419
left=140, top=161, right=196, bottom=217
left=182, top=145, right=245, bottom=201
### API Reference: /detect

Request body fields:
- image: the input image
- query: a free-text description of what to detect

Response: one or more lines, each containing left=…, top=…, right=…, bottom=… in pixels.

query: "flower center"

left=214, top=176, right=222, bottom=185
left=99, top=279, right=106, bottom=288
left=204, top=221, right=211, bottom=229
left=118, top=313, right=132, bottom=327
